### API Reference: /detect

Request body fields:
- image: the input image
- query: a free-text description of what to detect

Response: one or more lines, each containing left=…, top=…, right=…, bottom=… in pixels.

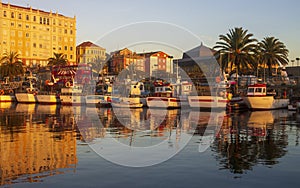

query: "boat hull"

left=0, top=95, right=16, bottom=102
left=85, top=95, right=103, bottom=107
left=242, top=96, right=289, bottom=110
left=60, top=95, right=86, bottom=105
left=188, top=96, right=229, bottom=109
left=112, top=97, right=144, bottom=108
left=146, top=97, right=181, bottom=108
left=15, top=93, right=36, bottom=103
left=36, top=94, right=60, bottom=104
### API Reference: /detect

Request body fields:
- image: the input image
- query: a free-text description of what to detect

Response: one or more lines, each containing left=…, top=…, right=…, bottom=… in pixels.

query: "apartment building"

left=0, top=1, right=76, bottom=67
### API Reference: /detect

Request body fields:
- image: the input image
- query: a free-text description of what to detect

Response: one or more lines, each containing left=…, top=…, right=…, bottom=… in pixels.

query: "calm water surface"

left=0, top=103, right=300, bottom=188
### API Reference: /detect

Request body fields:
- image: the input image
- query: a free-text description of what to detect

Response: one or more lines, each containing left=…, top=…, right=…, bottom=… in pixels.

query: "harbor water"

left=0, top=103, right=300, bottom=187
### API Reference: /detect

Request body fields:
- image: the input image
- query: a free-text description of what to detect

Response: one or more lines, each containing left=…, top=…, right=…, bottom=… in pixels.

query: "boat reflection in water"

left=0, top=102, right=298, bottom=185
left=212, top=110, right=289, bottom=174
left=0, top=104, right=78, bottom=186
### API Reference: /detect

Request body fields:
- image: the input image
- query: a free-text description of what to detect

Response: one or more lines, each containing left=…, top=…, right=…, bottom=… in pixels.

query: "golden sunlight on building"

left=0, top=1, right=76, bottom=66
left=76, top=41, right=106, bottom=64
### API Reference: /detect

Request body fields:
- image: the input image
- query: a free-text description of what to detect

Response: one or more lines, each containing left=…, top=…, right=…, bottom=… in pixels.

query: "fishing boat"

left=0, top=93, right=16, bottom=102
left=146, top=80, right=192, bottom=108
left=36, top=92, right=61, bottom=105
left=188, top=81, right=243, bottom=109
left=15, top=76, right=39, bottom=103
left=60, top=85, right=86, bottom=105
left=0, top=77, right=20, bottom=102
left=242, top=83, right=289, bottom=110
left=111, top=97, right=143, bottom=108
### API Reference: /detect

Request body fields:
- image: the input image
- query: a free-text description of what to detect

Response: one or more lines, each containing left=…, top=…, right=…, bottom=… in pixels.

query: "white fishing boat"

left=36, top=92, right=61, bottom=105
left=111, top=97, right=143, bottom=108
left=146, top=80, right=191, bottom=108
left=15, top=76, right=39, bottom=103
left=188, top=81, right=241, bottom=109
left=60, top=85, right=86, bottom=105
left=242, top=83, right=289, bottom=110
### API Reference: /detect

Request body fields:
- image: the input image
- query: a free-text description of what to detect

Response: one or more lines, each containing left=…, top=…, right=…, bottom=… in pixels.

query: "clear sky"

left=3, top=0, right=300, bottom=62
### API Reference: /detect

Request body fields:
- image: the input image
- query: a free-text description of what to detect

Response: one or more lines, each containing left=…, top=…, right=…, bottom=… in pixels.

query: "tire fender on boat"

left=65, top=82, right=71, bottom=87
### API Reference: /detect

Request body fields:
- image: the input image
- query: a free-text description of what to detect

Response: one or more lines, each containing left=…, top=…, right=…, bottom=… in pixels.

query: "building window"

left=70, top=30, right=73, bottom=35
left=33, top=26, right=36, bottom=29
left=26, top=25, right=29, bottom=29
left=53, top=36, right=56, bottom=41
left=26, top=15, right=29, bottom=21
left=39, top=44, right=43, bottom=48
left=40, top=17, right=42, bottom=24
left=11, top=31, right=15, bottom=36
left=70, top=55, right=73, bottom=60
left=70, top=47, right=73, bottom=51
left=18, top=31, right=22, bottom=37
left=64, top=46, right=68, bottom=50
left=53, top=28, right=56, bottom=32
left=18, top=13, right=22, bottom=19
left=11, top=12, right=14, bottom=18
left=33, top=43, right=36, bottom=48
left=43, top=18, right=46, bottom=24
left=64, top=29, right=67, bottom=34
left=26, top=33, right=29, bottom=37
left=53, top=19, right=56, bottom=25
left=33, top=16, right=36, bottom=22
left=18, top=23, right=22, bottom=28
left=11, top=22, right=15, bottom=27
left=47, top=18, right=49, bottom=25
left=3, top=11, right=7, bottom=17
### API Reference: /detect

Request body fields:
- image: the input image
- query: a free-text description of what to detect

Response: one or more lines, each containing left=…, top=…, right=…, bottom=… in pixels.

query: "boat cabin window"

left=248, top=88, right=254, bottom=93
left=255, top=88, right=262, bottom=93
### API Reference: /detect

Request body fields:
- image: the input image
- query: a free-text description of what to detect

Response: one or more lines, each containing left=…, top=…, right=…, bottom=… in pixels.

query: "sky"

left=3, top=0, right=300, bottom=63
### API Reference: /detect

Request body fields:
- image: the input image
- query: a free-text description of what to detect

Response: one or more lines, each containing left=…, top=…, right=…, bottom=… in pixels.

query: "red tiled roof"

left=77, top=41, right=104, bottom=49
left=138, top=51, right=171, bottom=57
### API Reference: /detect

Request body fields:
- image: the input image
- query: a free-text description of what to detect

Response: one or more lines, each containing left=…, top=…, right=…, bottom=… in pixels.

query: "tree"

left=89, top=55, right=107, bottom=75
left=258, top=37, right=289, bottom=76
left=214, top=27, right=258, bottom=75
left=47, top=53, right=68, bottom=67
left=0, top=51, right=24, bottom=80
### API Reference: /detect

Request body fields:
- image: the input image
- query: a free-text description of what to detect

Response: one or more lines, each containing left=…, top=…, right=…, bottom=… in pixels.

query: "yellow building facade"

left=0, top=1, right=76, bottom=67
left=76, top=41, right=106, bottom=64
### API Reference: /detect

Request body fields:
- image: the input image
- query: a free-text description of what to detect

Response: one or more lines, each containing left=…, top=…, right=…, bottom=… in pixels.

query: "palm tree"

left=89, top=56, right=107, bottom=75
left=214, top=27, right=258, bottom=75
left=0, top=51, right=24, bottom=80
left=258, top=37, right=289, bottom=77
left=47, top=53, right=68, bottom=67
